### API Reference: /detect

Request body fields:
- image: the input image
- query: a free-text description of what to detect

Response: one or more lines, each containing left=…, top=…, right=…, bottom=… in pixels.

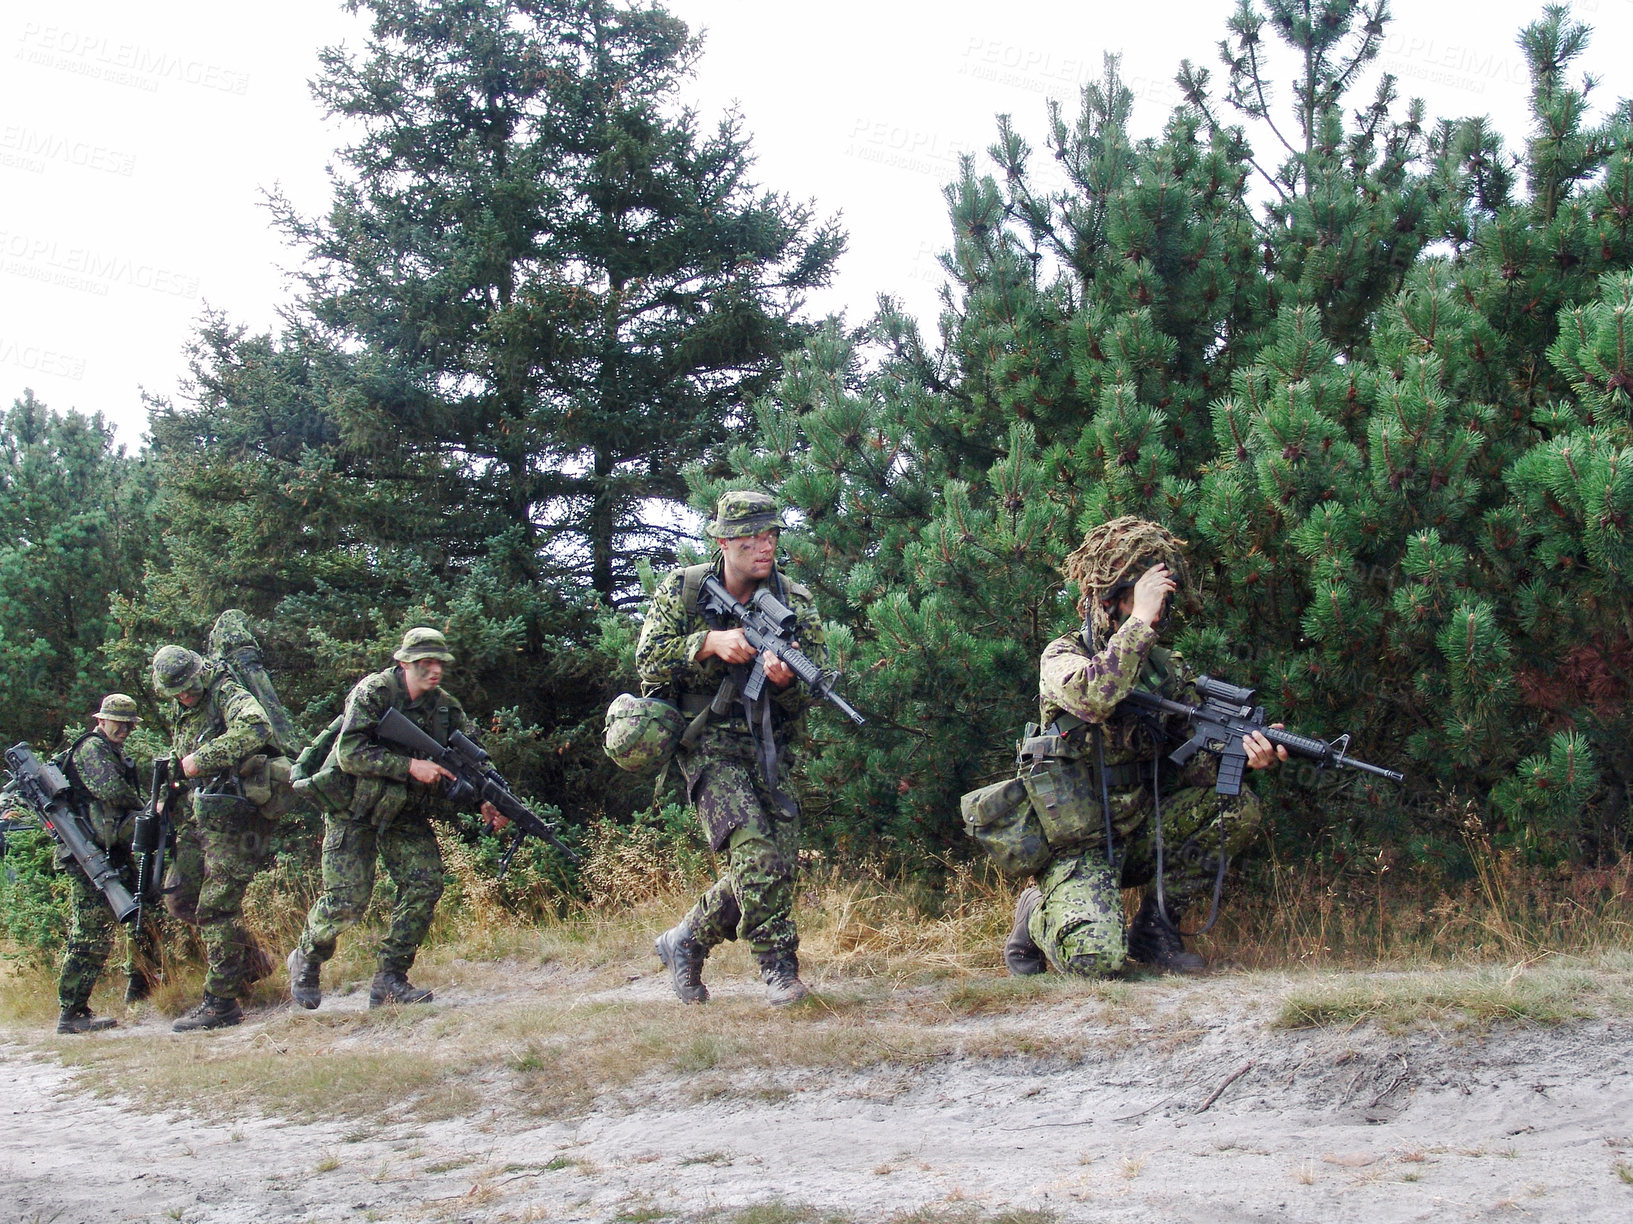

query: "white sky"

left=3, top=0, right=1630, bottom=446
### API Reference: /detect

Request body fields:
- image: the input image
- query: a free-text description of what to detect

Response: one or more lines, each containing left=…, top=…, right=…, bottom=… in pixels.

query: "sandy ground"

left=4, top=967, right=1632, bottom=1224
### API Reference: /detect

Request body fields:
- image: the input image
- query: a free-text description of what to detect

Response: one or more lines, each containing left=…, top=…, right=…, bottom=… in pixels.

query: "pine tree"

left=717, top=1, right=1633, bottom=873
left=275, top=0, right=841, bottom=601
left=0, top=393, right=158, bottom=745
left=126, top=0, right=841, bottom=828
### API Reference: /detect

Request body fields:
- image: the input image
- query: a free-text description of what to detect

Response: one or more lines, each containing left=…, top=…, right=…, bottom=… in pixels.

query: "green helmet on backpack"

left=603, top=694, right=685, bottom=774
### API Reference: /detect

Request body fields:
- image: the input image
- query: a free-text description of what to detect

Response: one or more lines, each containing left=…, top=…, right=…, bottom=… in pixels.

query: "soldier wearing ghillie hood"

left=636, top=491, right=828, bottom=1007
left=1004, top=516, right=1285, bottom=977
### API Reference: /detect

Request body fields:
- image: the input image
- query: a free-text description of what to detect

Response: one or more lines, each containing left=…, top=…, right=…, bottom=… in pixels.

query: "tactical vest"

left=669, top=561, right=813, bottom=720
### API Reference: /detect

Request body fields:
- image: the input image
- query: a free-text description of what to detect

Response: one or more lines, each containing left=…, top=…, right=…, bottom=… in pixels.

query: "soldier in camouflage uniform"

left=286, top=628, right=504, bottom=1011
left=1005, top=518, right=1286, bottom=978
left=53, top=694, right=145, bottom=1033
left=151, top=644, right=276, bottom=1031
left=637, top=491, right=827, bottom=1006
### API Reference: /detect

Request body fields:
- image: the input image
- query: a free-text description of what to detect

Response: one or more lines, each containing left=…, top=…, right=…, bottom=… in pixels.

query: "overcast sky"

left=4, top=0, right=1631, bottom=446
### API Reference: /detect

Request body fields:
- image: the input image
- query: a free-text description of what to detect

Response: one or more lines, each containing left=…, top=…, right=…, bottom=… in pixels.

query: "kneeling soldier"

left=1005, top=518, right=1284, bottom=978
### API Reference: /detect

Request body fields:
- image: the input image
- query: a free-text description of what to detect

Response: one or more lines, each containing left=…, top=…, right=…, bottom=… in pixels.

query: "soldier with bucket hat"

left=286, top=628, right=505, bottom=1011
left=52, top=694, right=147, bottom=1033
left=636, top=492, right=829, bottom=1007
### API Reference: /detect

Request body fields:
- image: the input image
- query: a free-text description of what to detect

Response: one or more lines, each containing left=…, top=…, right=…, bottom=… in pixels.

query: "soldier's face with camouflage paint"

left=175, top=684, right=203, bottom=708
left=96, top=717, right=133, bottom=744
left=403, top=658, right=444, bottom=699
left=721, top=528, right=779, bottom=586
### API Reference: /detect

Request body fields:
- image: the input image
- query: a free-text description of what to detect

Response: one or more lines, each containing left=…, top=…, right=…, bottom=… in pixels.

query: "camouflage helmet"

left=151, top=645, right=206, bottom=699
left=603, top=694, right=685, bottom=774
left=393, top=627, right=455, bottom=663
left=1064, top=516, right=1192, bottom=638
left=705, top=490, right=785, bottom=539
left=92, top=693, right=141, bottom=724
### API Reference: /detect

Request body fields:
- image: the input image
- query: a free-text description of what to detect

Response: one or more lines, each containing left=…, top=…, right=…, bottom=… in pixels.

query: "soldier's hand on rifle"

left=1129, top=564, right=1179, bottom=627
left=408, top=758, right=455, bottom=786
left=1244, top=725, right=1289, bottom=770
left=762, top=647, right=796, bottom=688
left=180, top=753, right=200, bottom=778
left=700, top=628, right=758, bottom=665
left=480, top=801, right=509, bottom=832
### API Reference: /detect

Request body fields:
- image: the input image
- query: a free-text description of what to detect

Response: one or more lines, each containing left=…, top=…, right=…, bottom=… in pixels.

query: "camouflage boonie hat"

left=151, top=645, right=206, bottom=698
left=393, top=627, right=455, bottom=663
left=705, top=490, right=785, bottom=539
left=603, top=694, right=685, bottom=774
left=93, top=693, right=140, bottom=724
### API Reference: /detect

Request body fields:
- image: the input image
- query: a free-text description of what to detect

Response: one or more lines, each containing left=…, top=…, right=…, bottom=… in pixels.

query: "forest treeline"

left=5, top=1, right=1632, bottom=912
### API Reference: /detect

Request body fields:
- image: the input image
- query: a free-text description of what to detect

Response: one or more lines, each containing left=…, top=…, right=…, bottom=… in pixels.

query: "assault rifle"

left=1118, top=675, right=1405, bottom=795
left=374, top=708, right=580, bottom=872
left=697, top=573, right=865, bottom=725
left=129, top=757, right=179, bottom=934
left=3, top=743, right=138, bottom=922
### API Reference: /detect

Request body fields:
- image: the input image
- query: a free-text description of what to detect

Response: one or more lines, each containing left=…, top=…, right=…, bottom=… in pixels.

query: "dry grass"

left=7, top=825, right=1633, bottom=1125
left=1201, top=839, right=1633, bottom=969
left=1275, top=954, right=1633, bottom=1031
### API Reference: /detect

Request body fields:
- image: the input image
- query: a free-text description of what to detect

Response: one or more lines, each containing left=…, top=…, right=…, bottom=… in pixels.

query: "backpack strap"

left=679, top=562, right=715, bottom=616
left=56, top=730, right=100, bottom=810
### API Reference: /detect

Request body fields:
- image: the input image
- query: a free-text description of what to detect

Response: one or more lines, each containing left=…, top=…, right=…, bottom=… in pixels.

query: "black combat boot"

left=756, top=949, right=810, bottom=1006
left=57, top=1005, right=117, bottom=1034
left=369, top=970, right=433, bottom=1008
left=172, top=992, right=244, bottom=1032
left=654, top=920, right=709, bottom=1004
left=1126, top=896, right=1206, bottom=974
left=287, top=947, right=321, bottom=1010
left=1004, top=885, right=1048, bottom=976
left=124, top=972, right=152, bottom=1005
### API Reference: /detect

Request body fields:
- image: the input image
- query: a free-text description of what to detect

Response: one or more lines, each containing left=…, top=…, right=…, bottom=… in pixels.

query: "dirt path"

left=5, top=972, right=1632, bottom=1223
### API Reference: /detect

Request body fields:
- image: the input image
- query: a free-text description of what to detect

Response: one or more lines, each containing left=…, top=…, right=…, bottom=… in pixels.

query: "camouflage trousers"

left=1029, top=783, right=1264, bottom=976
left=57, top=859, right=146, bottom=1010
left=192, top=795, right=279, bottom=999
left=163, top=801, right=203, bottom=925
left=680, top=745, right=800, bottom=957
left=297, top=813, right=445, bottom=975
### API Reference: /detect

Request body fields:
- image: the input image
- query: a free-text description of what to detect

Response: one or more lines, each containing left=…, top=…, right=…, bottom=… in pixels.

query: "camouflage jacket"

left=58, top=728, right=142, bottom=861
left=335, top=665, right=471, bottom=826
left=168, top=666, right=274, bottom=782
left=1038, top=617, right=1215, bottom=789
left=634, top=561, right=827, bottom=740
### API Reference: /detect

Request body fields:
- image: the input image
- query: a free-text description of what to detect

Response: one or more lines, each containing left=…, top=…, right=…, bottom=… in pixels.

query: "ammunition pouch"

left=290, top=714, right=354, bottom=814
left=960, top=776, right=1050, bottom=881
left=235, top=752, right=296, bottom=817
left=962, top=725, right=1155, bottom=878
left=192, top=789, right=257, bottom=827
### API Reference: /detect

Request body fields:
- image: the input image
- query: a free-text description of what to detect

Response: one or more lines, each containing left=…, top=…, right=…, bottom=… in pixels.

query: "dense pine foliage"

left=723, top=2, right=1633, bottom=873
left=6, top=1, right=1633, bottom=907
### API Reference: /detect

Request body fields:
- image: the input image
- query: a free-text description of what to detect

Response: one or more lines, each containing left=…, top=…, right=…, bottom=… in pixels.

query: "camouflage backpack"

left=208, top=610, right=306, bottom=759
